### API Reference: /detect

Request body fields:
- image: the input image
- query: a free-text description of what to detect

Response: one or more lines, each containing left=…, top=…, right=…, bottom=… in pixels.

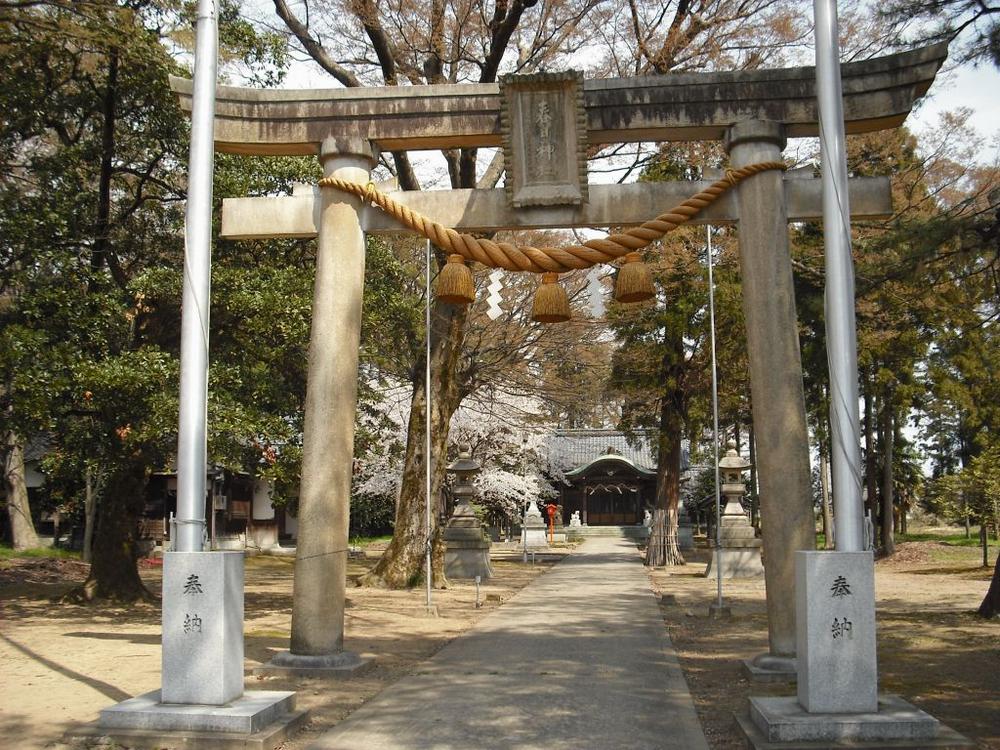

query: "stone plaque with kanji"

left=162, top=550, right=244, bottom=705
left=795, top=550, right=878, bottom=713
left=500, top=71, right=588, bottom=209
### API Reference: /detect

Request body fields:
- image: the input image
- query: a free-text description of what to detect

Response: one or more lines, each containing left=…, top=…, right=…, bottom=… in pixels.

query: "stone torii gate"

left=172, top=43, right=944, bottom=678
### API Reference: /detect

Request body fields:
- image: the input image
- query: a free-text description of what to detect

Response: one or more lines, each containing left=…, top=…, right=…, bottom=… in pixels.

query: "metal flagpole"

left=425, top=239, right=434, bottom=610
left=175, top=0, right=218, bottom=553
left=814, top=0, right=865, bottom=552
left=707, top=226, right=724, bottom=609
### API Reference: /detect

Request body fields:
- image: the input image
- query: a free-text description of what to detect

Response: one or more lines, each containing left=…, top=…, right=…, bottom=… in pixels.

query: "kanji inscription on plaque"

left=183, top=613, right=203, bottom=634
left=831, top=616, right=853, bottom=639
left=830, top=575, right=852, bottom=597
left=500, top=71, right=588, bottom=208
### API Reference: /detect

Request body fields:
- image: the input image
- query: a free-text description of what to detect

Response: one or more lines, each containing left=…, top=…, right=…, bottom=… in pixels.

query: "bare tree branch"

left=273, top=0, right=362, bottom=86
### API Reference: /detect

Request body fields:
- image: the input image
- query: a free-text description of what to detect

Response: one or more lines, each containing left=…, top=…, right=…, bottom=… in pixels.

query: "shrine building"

left=545, top=430, right=689, bottom=526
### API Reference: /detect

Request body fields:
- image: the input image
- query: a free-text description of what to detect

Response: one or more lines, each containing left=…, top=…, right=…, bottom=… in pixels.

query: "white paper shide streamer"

left=587, top=266, right=605, bottom=318
left=486, top=269, right=505, bottom=320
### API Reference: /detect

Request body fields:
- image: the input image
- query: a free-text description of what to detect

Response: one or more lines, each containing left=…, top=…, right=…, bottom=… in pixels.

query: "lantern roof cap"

left=718, top=440, right=750, bottom=471
left=447, top=444, right=481, bottom=473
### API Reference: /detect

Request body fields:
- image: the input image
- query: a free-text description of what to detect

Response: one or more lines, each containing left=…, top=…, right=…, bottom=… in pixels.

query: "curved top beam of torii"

left=169, top=43, right=947, bottom=157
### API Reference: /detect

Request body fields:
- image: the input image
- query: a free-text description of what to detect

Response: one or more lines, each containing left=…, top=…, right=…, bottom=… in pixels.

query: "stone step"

left=566, top=525, right=651, bottom=539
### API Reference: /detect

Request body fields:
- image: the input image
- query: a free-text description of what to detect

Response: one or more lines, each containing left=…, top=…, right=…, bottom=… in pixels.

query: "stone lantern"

left=443, top=446, right=493, bottom=579
left=705, top=441, right=763, bottom=579
left=522, top=497, right=548, bottom=551
left=720, top=441, right=751, bottom=517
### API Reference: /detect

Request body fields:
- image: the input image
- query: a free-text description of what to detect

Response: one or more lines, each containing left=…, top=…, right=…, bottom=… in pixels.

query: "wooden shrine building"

left=546, top=430, right=689, bottom=526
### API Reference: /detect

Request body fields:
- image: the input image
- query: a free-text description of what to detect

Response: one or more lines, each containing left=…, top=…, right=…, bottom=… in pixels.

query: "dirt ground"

left=0, top=545, right=562, bottom=750
left=2, top=536, right=997, bottom=750
left=649, top=537, right=1000, bottom=749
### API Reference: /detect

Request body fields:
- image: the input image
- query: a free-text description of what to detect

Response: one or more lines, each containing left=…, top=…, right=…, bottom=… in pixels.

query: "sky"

left=908, top=62, right=1000, bottom=162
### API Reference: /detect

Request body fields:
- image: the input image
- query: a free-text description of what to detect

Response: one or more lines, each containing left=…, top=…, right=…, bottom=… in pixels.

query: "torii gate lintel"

left=169, top=43, right=946, bottom=156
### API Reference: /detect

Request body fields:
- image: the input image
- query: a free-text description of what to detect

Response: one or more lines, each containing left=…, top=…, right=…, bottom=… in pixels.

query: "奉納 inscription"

left=830, top=575, right=852, bottom=597
left=831, top=616, right=853, bottom=639
left=183, top=613, right=203, bottom=634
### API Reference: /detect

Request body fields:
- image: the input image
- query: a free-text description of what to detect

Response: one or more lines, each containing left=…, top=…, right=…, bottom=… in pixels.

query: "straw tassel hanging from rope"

left=436, top=254, right=476, bottom=304
left=531, top=273, right=571, bottom=323
left=614, top=251, right=656, bottom=303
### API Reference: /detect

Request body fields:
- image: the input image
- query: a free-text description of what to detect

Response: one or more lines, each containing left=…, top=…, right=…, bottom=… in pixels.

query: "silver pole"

left=425, top=239, right=434, bottom=610
left=175, top=0, right=218, bottom=553
left=814, top=0, right=865, bottom=552
left=707, top=227, right=723, bottom=607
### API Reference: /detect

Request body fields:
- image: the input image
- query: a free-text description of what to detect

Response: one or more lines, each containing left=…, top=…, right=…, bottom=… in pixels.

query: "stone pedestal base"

left=445, top=538, right=494, bottom=579
left=704, top=512, right=763, bottom=579
left=443, top=498, right=494, bottom=579
left=262, top=543, right=296, bottom=556
left=742, top=653, right=797, bottom=683
left=737, top=695, right=972, bottom=749
left=678, top=522, right=694, bottom=550
left=704, top=546, right=765, bottom=579
left=254, top=650, right=375, bottom=678
left=65, top=690, right=308, bottom=750
left=522, top=520, right=548, bottom=549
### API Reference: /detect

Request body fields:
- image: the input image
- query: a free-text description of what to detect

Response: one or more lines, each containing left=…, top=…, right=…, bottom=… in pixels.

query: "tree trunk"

left=3, top=430, right=40, bottom=550
left=749, top=423, right=759, bottom=531
left=361, top=295, right=468, bottom=588
left=978, top=552, right=1000, bottom=618
left=88, top=47, right=126, bottom=290
left=645, top=509, right=671, bottom=567
left=67, top=451, right=152, bottom=602
left=819, top=447, right=834, bottom=550
left=82, top=466, right=100, bottom=563
left=646, top=391, right=684, bottom=567
left=981, top=524, right=989, bottom=569
left=863, top=371, right=878, bottom=523
left=879, top=397, right=895, bottom=556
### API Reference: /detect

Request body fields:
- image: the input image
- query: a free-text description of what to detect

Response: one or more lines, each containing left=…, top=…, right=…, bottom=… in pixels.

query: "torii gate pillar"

left=726, top=121, right=815, bottom=677
left=260, top=137, right=377, bottom=676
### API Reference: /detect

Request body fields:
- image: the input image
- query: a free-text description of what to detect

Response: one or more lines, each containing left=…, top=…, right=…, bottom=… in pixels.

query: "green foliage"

left=897, top=531, right=1000, bottom=548
left=0, top=545, right=81, bottom=560
left=0, top=0, right=334, bottom=594
left=349, top=494, right=396, bottom=538
left=791, top=122, right=998, bottom=532
left=215, top=0, right=289, bottom=87
left=609, top=144, right=749, bottom=458
left=687, top=464, right=716, bottom=501
left=925, top=445, right=1000, bottom=527
left=348, top=534, right=393, bottom=546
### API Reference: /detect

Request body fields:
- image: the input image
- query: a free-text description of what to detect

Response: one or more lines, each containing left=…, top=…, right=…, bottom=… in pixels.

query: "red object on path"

left=546, top=503, right=557, bottom=544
